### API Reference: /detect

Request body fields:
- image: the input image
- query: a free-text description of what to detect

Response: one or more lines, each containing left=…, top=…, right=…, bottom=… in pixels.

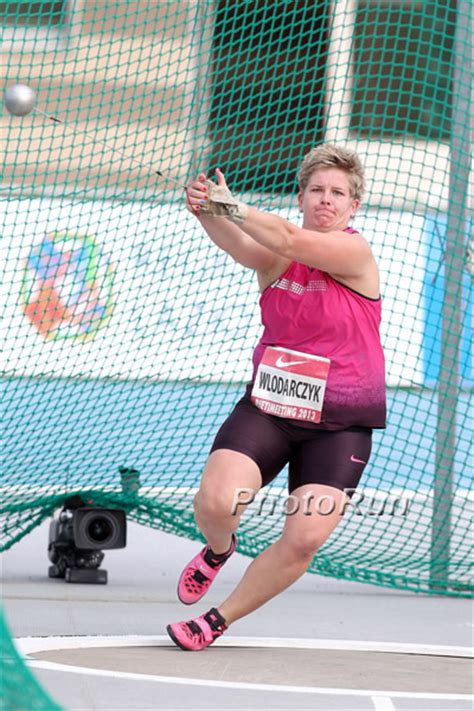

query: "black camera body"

left=48, top=500, right=126, bottom=584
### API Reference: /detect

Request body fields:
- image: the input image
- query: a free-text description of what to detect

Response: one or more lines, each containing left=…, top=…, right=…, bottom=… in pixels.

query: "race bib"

left=251, top=346, right=330, bottom=423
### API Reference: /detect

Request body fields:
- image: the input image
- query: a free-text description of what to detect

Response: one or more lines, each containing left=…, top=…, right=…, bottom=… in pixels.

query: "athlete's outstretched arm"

left=187, top=171, right=278, bottom=272
left=238, top=206, right=374, bottom=277
left=193, top=171, right=374, bottom=278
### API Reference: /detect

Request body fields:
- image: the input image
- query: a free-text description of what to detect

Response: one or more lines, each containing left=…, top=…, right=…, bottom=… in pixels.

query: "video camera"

left=48, top=495, right=127, bottom=584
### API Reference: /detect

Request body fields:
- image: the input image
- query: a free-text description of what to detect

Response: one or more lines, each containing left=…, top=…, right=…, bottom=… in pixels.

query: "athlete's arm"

left=239, top=207, right=374, bottom=278
left=188, top=172, right=279, bottom=272
left=197, top=213, right=280, bottom=271
left=192, top=170, right=374, bottom=278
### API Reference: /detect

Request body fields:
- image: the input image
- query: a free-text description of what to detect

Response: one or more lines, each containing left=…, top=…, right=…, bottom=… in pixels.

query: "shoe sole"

left=166, top=624, right=193, bottom=651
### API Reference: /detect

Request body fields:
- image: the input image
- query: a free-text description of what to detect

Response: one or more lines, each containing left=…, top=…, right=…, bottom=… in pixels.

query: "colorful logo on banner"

left=22, top=231, right=115, bottom=342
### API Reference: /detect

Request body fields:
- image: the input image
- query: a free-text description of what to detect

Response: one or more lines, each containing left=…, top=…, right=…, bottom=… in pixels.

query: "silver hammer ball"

left=4, top=83, right=36, bottom=116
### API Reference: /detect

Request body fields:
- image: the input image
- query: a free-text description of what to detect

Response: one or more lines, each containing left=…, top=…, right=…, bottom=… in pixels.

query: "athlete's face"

left=298, top=168, right=359, bottom=232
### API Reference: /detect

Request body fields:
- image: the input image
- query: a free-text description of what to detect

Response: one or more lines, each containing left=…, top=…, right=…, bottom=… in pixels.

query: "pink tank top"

left=250, top=241, right=386, bottom=430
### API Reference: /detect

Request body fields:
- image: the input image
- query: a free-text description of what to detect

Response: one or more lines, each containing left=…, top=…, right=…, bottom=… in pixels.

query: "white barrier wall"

left=1, top=198, right=426, bottom=385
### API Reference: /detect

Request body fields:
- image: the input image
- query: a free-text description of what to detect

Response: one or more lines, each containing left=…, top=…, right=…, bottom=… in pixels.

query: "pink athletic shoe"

left=167, top=608, right=227, bottom=651
left=177, top=535, right=237, bottom=605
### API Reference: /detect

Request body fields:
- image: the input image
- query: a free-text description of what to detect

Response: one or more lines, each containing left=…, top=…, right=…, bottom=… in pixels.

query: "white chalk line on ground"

left=371, top=698, right=397, bottom=711
left=16, top=635, right=473, bottom=703
left=17, top=634, right=473, bottom=658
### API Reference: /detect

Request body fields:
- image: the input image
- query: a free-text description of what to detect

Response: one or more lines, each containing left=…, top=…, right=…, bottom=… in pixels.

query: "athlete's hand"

left=185, top=172, right=210, bottom=215
left=186, top=169, right=248, bottom=224
left=186, top=170, right=231, bottom=215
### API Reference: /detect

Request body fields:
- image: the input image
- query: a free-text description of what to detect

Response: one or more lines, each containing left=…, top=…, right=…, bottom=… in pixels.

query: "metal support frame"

left=430, top=0, right=472, bottom=591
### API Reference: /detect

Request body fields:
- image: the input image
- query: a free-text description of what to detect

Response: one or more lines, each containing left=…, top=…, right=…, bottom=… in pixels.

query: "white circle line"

left=16, top=635, right=472, bottom=702
left=24, top=658, right=472, bottom=702
left=15, top=634, right=473, bottom=658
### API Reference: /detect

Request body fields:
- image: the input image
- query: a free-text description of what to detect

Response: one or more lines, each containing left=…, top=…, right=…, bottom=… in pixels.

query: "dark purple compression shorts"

left=210, top=396, right=372, bottom=495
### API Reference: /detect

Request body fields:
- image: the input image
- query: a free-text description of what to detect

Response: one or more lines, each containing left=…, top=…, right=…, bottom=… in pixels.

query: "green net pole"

left=186, top=0, right=214, bottom=179
left=431, top=0, right=472, bottom=592
left=61, top=0, right=83, bottom=50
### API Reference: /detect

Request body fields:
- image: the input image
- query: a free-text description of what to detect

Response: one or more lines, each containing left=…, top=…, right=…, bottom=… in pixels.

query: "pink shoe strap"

left=203, top=534, right=237, bottom=567
left=205, top=607, right=227, bottom=631
left=195, top=615, right=214, bottom=643
left=196, top=608, right=227, bottom=642
left=193, top=552, right=220, bottom=580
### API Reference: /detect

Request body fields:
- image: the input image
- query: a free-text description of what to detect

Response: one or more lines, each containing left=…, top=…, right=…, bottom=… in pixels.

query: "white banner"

left=0, top=198, right=425, bottom=385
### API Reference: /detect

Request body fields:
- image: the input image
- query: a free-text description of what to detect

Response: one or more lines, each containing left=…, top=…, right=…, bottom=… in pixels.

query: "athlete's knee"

left=281, top=530, right=326, bottom=561
left=194, top=487, right=240, bottom=520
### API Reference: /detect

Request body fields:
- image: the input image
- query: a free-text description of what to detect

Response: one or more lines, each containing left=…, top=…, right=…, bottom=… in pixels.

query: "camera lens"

left=81, top=512, right=118, bottom=547
left=74, top=508, right=126, bottom=549
left=86, top=517, right=114, bottom=543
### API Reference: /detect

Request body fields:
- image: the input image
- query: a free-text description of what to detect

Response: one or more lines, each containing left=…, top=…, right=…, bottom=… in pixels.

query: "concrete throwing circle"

left=18, top=636, right=472, bottom=703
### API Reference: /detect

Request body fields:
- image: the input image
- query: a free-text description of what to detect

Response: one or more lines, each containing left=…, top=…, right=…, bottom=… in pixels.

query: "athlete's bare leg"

left=193, top=449, right=262, bottom=554
left=217, top=484, right=348, bottom=624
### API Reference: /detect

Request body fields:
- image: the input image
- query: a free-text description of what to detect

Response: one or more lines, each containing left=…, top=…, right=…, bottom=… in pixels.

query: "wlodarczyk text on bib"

left=251, top=346, right=330, bottom=423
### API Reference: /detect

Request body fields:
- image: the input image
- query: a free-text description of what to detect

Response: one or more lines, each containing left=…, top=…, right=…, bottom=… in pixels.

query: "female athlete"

left=167, top=144, right=386, bottom=651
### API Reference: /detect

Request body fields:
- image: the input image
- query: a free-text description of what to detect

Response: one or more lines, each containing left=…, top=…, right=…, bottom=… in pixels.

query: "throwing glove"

left=193, top=179, right=249, bottom=225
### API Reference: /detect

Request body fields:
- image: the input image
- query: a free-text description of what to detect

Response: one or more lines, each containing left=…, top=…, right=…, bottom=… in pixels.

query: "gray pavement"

left=2, top=520, right=473, bottom=711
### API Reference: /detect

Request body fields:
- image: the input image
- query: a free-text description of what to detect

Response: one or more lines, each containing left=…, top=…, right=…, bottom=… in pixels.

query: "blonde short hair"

left=297, top=144, right=365, bottom=201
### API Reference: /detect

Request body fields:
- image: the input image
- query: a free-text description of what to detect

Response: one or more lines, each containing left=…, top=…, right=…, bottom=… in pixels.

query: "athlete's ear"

left=298, top=191, right=303, bottom=212
left=351, top=198, right=360, bottom=217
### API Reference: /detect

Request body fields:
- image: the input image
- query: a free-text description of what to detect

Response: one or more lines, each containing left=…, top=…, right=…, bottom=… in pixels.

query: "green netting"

left=1, top=0, right=472, bottom=706
left=0, top=606, right=63, bottom=710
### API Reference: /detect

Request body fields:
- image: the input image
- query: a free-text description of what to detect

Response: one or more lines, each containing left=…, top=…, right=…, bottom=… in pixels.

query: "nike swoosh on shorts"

left=350, top=455, right=367, bottom=464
